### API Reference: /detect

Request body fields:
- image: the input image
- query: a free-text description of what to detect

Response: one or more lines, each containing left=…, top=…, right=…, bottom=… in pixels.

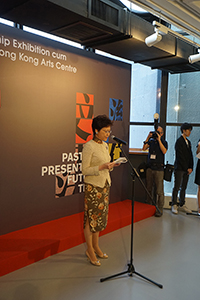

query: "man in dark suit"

left=171, top=123, right=193, bottom=214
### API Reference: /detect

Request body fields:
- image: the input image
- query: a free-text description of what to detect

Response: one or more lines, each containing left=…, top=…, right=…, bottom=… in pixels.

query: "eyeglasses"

left=102, top=130, right=112, bottom=134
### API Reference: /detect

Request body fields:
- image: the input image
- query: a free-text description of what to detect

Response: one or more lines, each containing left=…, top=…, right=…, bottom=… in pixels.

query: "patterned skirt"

left=84, top=181, right=110, bottom=233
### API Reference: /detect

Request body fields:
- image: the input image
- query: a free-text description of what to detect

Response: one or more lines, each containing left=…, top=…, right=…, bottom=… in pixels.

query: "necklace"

left=93, top=136, right=102, bottom=144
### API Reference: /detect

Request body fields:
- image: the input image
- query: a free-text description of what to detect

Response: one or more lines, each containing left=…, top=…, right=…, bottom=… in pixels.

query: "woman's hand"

left=99, top=162, right=120, bottom=171
left=99, top=162, right=110, bottom=171
left=113, top=163, right=121, bottom=167
left=109, top=162, right=121, bottom=169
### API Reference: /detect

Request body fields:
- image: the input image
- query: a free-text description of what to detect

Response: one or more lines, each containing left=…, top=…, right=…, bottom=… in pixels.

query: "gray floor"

left=0, top=209, right=200, bottom=300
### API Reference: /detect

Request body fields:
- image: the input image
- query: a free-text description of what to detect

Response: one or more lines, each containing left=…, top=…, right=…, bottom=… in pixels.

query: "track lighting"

left=145, top=21, right=200, bottom=64
left=145, top=21, right=168, bottom=47
left=145, top=29, right=162, bottom=47
left=188, top=49, right=200, bottom=64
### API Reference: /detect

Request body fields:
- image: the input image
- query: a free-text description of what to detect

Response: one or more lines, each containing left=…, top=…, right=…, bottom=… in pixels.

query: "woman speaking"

left=82, top=115, right=120, bottom=266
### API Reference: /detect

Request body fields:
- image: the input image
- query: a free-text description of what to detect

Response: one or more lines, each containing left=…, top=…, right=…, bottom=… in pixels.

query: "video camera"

left=151, top=130, right=159, bottom=139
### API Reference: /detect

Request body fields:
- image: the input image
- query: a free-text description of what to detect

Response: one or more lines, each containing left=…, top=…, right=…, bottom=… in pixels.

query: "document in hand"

left=114, top=157, right=128, bottom=164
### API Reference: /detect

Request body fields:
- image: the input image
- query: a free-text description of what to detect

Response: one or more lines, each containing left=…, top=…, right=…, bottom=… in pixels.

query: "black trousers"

left=172, top=170, right=189, bottom=206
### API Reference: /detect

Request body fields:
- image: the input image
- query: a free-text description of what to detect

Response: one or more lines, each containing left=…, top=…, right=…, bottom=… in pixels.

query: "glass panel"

left=129, top=125, right=155, bottom=148
left=130, top=64, right=159, bottom=122
left=167, top=73, right=200, bottom=123
left=164, top=125, right=200, bottom=196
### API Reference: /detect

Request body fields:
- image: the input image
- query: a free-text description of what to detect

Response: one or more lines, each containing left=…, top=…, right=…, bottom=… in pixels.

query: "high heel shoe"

left=96, top=252, right=108, bottom=259
left=94, top=248, right=108, bottom=259
left=86, top=250, right=101, bottom=266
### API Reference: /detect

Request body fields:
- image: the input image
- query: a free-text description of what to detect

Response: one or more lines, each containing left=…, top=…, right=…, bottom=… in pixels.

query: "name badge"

left=150, top=154, right=156, bottom=160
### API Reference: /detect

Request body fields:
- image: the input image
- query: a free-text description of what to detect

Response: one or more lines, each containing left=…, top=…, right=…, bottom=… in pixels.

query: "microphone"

left=111, top=135, right=127, bottom=145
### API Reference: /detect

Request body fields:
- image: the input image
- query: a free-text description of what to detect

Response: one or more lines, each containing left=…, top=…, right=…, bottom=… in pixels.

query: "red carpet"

left=0, top=200, right=155, bottom=277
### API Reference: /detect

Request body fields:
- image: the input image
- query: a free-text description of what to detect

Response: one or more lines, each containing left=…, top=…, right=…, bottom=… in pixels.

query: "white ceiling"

left=129, top=0, right=200, bottom=40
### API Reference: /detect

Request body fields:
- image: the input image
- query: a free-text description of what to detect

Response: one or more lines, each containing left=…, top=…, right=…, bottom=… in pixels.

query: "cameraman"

left=142, top=126, right=168, bottom=217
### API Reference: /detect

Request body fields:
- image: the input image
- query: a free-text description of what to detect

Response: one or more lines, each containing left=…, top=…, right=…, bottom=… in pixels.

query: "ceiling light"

left=188, top=49, right=200, bottom=64
left=145, top=29, right=162, bottom=47
left=145, top=21, right=200, bottom=63
left=145, top=21, right=168, bottom=47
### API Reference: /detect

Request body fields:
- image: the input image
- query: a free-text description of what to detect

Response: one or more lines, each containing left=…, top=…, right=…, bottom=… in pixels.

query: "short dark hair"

left=92, top=115, right=113, bottom=136
left=181, top=122, right=193, bottom=133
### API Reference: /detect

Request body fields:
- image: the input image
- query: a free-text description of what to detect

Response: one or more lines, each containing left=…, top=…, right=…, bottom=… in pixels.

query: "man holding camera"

left=142, top=126, right=168, bottom=217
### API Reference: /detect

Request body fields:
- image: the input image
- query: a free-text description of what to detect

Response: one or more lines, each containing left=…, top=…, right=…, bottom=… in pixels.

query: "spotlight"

left=145, top=22, right=168, bottom=47
left=145, top=29, right=162, bottom=47
left=188, top=49, right=200, bottom=64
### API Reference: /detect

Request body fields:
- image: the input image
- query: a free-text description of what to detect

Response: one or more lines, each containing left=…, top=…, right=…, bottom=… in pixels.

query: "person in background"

left=194, top=139, right=200, bottom=215
left=171, top=123, right=193, bottom=214
left=142, top=126, right=168, bottom=217
left=82, top=115, right=120, bottom=266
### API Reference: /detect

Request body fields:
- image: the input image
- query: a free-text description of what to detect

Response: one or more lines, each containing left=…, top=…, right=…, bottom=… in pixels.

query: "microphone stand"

left=100, top=143, right=163, bottom=289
